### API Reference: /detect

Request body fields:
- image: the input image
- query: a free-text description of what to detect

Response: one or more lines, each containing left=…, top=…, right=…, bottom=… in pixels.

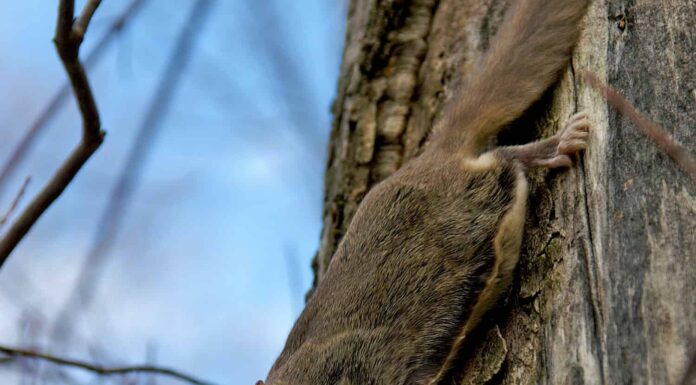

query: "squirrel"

left=260, top=0, right=592, bottom=384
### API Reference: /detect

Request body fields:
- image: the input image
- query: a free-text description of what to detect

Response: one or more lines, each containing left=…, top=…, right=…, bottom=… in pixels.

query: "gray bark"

left=313, top=0, right=696, bottom=384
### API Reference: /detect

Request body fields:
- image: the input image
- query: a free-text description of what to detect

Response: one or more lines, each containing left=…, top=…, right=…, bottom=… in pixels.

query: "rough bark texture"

left=312, top=0, right=695, bottom=384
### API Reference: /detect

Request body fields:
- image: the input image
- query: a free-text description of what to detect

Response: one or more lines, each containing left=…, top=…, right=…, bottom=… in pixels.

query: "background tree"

left=312, top=0, right=695, bottom=383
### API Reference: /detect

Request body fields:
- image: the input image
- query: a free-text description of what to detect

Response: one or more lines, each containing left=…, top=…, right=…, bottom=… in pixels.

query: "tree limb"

left=73, top=0, right=103, bottom=41
left=0, top=177, right=31, bottom=228
left=0, top=0, right=106, bottom=268
left=0, top=344, right=216, bottom=385
left=49, top=0, right=215, bottom=348
left=0, top=0, right=147, bottom=199
left=54, top=1, right=102, bottom=140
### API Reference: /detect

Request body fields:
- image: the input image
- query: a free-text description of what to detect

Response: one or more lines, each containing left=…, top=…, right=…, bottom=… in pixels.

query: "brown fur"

left=262, top=0, right=591, bottom=384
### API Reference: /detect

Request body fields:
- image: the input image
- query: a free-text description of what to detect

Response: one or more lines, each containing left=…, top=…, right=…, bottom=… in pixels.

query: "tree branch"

left=0, top=0, right=147, bottom=199
left=0, top=344, right=216, bottom=385
left=49, top=0, right=215, bottom=348
left=0, top=177, right=30, bottom=228
left=73, top=0, right=103, bottom=41
left=54, top=2, right=102, bottom=140
left=0, top=0, right=106, bottom=268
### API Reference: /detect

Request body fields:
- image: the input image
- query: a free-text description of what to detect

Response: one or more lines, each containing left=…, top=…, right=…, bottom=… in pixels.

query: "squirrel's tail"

left=427, top=0, right=591, bottom=156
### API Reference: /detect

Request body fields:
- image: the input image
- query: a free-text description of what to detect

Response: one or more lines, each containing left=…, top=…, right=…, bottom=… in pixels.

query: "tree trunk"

left=312, top=0, right=695, bottom=384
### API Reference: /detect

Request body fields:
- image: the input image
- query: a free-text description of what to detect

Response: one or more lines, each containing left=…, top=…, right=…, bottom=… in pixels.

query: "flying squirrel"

left=260, top=0, right=592, bottom=384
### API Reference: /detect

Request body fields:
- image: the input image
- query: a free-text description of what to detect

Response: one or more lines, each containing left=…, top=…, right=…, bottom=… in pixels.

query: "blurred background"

left=0, top=0, right=345, bottom=383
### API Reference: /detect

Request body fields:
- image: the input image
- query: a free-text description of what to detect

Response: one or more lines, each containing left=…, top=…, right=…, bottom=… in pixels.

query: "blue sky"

left=0, top=0, right=345, bottom=383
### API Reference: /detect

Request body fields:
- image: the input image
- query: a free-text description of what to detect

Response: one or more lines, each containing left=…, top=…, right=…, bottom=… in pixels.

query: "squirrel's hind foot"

left=497, top=111, right=592, bottom=169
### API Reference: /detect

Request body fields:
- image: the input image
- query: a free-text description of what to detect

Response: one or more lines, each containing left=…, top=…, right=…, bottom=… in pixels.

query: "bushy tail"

left=428, top=0, right=591, bottom=155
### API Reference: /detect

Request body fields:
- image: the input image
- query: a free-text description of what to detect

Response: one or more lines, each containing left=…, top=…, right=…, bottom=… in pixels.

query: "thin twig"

left=73, top=0, right=103, bottom=41
left=0, top=177, right=31, bottom=228
left=582, top=71, right=696, bottom=183
left=0, top=345, right=216, bottom=385
left=55, top=1, right=102, bottom=139
left=0, top=0, right=147, bottom=199
left=50, top=0, right=215, bottom=347
left=0, top=0, right=105, bottom=268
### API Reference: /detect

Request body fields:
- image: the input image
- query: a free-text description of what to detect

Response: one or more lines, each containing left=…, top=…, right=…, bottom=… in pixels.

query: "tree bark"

left=312, top=0, right=696, bottom=384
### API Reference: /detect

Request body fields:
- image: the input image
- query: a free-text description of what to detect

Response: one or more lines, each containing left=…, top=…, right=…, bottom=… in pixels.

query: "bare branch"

left=0, top=177, right=31, bottom=228
left=0, top=0, right=105, bottom=268
left=54, top=2, right=102, bottom=139
left=582, top=71, right=696, bottom=183
left=73, top=0, right=103, bottom=41
left=0, top=344, right=216, bottom=385
left=55, top=0, right=75, bottom=42
left=50, top=0, right=215, bottom=347
left=0, top=0, right=147, bottom=199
